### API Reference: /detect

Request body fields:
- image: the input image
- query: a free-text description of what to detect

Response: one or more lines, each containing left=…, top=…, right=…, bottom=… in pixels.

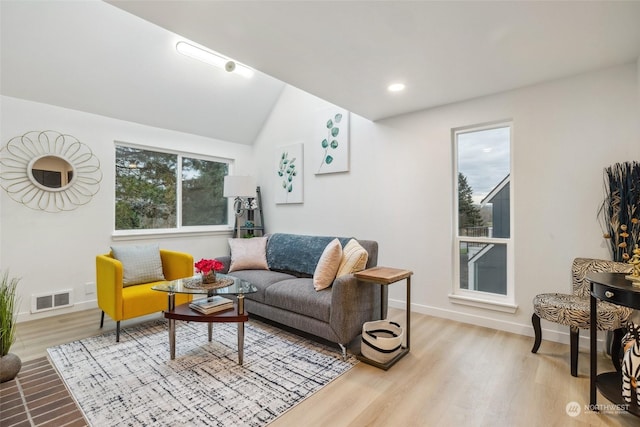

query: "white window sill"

left=112, top=227, right=233, bottom=241
left=448, top=293, right=518, bottom=314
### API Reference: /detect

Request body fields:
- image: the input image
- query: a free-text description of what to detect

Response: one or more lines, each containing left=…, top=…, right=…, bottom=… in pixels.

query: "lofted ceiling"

left=3, top=1, right=640, bottom=145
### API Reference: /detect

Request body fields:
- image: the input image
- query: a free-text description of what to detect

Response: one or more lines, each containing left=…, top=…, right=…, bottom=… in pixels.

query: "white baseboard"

left=388, top=298, right=606, bottom=350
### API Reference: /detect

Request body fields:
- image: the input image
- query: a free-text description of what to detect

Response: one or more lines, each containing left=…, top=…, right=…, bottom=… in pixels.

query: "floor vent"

left=31, top=289, right=74, bottom=313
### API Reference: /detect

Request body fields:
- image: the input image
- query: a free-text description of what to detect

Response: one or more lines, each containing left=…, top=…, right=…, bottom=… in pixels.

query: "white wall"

left=0, top=96, right=254, bottom=321
left=253, top=63, right=640, bottom=344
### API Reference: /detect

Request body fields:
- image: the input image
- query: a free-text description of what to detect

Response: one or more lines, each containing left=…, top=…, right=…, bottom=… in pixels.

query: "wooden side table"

left=355, top=266, right=413, bottom=370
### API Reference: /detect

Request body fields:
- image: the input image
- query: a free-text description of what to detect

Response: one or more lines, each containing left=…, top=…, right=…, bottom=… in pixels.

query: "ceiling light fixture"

left=387, top=83, right=406, bottom=92
left=176, top=41, right=254, bottom=79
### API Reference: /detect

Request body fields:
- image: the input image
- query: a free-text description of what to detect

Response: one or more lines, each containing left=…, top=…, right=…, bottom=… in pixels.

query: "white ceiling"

left=3, top=1, right=640, bottom=144
left=0, top=1, right=285, bottom=145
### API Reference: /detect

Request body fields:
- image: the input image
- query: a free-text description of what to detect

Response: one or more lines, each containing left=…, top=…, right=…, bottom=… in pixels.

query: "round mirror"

left=28, top=155, right=75, bottom=191
left=0, top=130, right=102, bottom=212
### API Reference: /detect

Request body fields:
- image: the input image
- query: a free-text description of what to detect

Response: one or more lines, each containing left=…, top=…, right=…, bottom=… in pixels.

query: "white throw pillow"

left=111, top=244, right=165, bottom=287
left=313, top=238, right=343, bottom=291
left=228, top=237, right=269, bottom=272
left=336, top=239, right=369, bottom=277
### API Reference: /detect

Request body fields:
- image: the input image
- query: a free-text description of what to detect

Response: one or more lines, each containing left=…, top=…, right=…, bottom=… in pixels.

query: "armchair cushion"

left=110, top=244, right=165, bottom=287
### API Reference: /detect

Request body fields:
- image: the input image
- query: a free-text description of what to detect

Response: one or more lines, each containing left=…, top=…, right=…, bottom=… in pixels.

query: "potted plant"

left=0, top=270, right=21, bottom=383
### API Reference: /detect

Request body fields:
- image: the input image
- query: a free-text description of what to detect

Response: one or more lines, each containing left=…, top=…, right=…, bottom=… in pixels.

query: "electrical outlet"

left=84, top=282, right=95, bottom=295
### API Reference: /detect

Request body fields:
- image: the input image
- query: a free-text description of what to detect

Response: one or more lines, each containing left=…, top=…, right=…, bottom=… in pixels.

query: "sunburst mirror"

left=0, top=130, right=102, bottom=212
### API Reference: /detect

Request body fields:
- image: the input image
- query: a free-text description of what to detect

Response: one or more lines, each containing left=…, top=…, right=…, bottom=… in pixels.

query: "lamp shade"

left=223, top=175, right=256, bottom=198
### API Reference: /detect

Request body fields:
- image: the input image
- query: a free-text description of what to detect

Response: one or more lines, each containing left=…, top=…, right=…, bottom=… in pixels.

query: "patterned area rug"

left=47, top=319, right=357, bottom=426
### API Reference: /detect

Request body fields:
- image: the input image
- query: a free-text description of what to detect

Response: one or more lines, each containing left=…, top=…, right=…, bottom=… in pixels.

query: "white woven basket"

left=361, top=320, right=404, bottom=364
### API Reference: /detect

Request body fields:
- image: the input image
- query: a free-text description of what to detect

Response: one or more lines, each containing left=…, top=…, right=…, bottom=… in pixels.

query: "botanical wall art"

left=314, top=107, right=350, bottom=174
left=275, top=143, right=303, bottom=204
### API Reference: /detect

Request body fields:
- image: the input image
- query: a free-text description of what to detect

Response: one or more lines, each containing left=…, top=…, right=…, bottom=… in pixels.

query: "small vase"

left=202, top=271, right=216, bottom=284
left=0, top=353, right=22, bottom=383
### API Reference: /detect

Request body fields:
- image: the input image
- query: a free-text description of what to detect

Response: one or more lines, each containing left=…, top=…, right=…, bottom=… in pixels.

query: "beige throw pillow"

left=313, top=238, right=343, bottom=291
left=229, top=237, right=269, bottom=272
left=336, top=239, right=368, bottom=277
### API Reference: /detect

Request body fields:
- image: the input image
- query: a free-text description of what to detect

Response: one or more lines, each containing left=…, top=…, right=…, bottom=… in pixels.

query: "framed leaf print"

left=275, top=143, right=303, bottom=204
left=315, top=107, right=350, bottom=174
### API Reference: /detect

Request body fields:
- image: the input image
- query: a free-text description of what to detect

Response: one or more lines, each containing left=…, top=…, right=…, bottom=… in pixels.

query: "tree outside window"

left=115, top=145, right=229, bottom=231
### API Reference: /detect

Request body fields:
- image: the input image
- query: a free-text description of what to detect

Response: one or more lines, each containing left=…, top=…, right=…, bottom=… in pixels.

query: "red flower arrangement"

left=194, top=258, right=224, bottom=274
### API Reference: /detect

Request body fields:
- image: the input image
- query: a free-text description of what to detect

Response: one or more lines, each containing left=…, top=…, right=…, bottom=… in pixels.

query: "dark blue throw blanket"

left=266, top=233, right=352, bottom=277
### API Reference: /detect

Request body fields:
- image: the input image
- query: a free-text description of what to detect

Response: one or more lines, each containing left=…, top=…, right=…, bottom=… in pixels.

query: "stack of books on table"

left=189, top=296, right=234, bottom=315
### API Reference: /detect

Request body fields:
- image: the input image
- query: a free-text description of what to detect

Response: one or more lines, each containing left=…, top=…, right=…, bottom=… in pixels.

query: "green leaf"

left=330, top=140, right=338, bottom=149
left=282, top=181, right=287, bottom=188
left=325, top=155, right=333, bottom=164
left=321, top=139, right=329, bottom=148
left=288, top=176, right=293, bottom=182
left=287, top=184, right=293, bottom=192
left=331, top=127, right=339, bottom=137
left=335, top=113, right=342, bottom=123
left=326, top=119, right=333, bottom=129
left=277, top=171, right=283, bottom=177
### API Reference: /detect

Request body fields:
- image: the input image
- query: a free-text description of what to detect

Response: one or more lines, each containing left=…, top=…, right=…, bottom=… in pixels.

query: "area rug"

left=47, top=319, right=357, bottom=426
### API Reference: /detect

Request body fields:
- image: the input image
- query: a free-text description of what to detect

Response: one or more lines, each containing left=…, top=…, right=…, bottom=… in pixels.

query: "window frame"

left=112, top=141, right=234, bottom=239
left=449, top=121, right=517, bottom=313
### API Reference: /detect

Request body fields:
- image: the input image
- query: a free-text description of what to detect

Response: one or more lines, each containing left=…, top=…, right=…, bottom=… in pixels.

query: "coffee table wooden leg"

left=167, top=292, right=176, bottom=360
left=208, top=322, right=213, bottom=342
left=169, top=319, right=176, bottom=360
left=238, top=322, right=244, bottom=365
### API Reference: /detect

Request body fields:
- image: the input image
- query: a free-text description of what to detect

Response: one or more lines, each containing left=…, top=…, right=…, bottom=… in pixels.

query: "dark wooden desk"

left=589, top=272, right=640, bottom=417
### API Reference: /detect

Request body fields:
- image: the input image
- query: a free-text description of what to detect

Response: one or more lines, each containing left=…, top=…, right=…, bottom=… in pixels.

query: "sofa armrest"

left=214, top=255, right=231, bottom=274
left=160, top=249, right=194, bottom=280
left=96, top=254, right=124, bottom=319
left=329, top=273, right=385, bottom=345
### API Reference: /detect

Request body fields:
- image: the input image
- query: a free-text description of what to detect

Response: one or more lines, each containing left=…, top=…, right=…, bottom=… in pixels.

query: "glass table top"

left=151, top=274, right=257, bottom=296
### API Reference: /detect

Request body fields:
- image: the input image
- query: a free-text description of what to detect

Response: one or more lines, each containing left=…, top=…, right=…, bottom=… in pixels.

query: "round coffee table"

left=152, top=274, right=257, bottom=364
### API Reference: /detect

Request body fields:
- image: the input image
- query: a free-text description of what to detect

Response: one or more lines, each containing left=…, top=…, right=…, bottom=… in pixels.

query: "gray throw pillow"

left=111, top=244, right=165, bottom=287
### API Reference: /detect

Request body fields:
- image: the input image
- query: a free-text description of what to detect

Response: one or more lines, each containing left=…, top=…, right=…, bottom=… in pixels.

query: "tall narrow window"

left=452, top=123, right=514, bottom=311
left=115, top=144, right=230, bottom=232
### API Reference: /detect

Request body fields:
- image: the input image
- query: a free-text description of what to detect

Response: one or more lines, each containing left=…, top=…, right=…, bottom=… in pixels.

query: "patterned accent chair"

left=532, top=258, right=633, bottom=377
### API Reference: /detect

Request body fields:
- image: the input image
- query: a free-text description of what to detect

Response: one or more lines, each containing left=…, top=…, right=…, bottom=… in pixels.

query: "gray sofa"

left=216, top=233, right=387, bottom=357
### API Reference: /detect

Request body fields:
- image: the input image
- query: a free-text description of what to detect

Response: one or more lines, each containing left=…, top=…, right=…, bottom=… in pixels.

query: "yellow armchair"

left=96, top=249, right=194, bottom=341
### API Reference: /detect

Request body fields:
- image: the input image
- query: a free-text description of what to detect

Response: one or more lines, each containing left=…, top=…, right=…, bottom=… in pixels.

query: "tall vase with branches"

left=0, top=270, right=21, bottom=383
left=598, top=161, right=640, bottom=262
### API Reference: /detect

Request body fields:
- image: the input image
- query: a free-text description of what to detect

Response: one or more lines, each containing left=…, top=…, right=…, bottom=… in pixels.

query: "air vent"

left=31, top=289, right=73, bottom=313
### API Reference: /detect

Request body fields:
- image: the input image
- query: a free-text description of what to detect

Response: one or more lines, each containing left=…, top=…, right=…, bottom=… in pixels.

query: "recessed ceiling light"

left=387, top=83, right=406, bottom=92
left=176, top=41, right=254, bottom=79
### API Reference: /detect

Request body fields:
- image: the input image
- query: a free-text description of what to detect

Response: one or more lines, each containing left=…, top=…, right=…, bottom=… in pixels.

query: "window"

left=115, top=144, right=229, bottom=232
left=451, top=123, right=515, bottom=312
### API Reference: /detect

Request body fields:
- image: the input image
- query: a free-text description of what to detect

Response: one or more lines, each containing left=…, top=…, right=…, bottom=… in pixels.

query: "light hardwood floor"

left=11, top=308, right=640, bottom=426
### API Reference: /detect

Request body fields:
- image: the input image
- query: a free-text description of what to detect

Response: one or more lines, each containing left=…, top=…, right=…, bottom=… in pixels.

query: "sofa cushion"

left=227, top=270, right=296, bottom=303
left=266, top=233, right=351, bottom=276
left=313, top=238, right=342, bottom=291
left=228, top=237, right=269, bottom=272
left=110, top=244, right=165, bottom=287
left=264, top=278, right=332, bottom=323
left=336, top=239, right=369, bottom=277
